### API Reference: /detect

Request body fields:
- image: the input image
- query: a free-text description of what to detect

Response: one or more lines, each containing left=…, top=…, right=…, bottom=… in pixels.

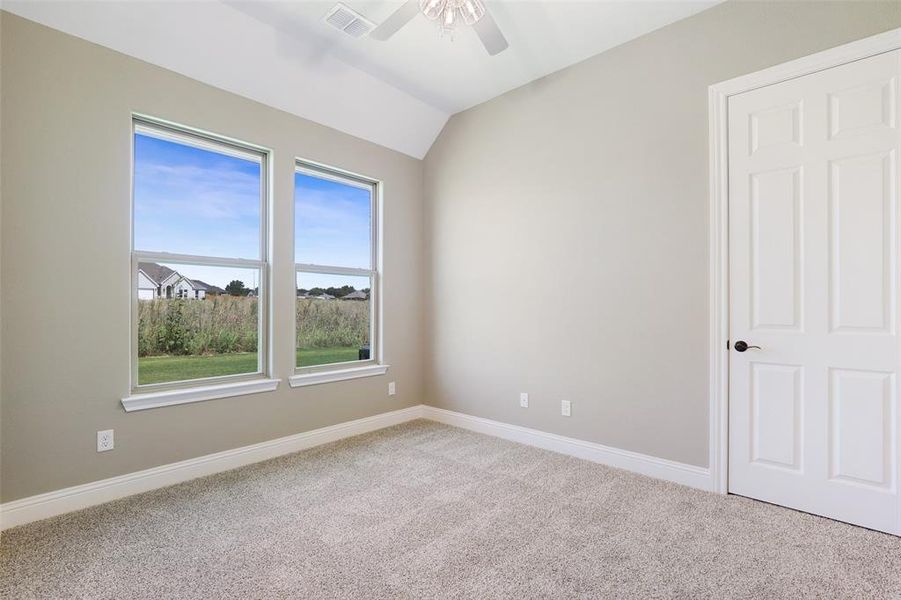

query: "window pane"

left=295, top=170, right=371, bottom=269
left=296, top=272, right=371, bottom=368
left=134, top=131, right=262, bottom=259
left=137, top=262, right=261, bottom=385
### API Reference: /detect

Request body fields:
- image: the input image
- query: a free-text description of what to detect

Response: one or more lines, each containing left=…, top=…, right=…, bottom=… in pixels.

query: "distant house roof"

left=138, top=262, right=176, bottom=285
left=340, top=290, right=368, bottom=300
left=138, top=263, right=225, bottom=294
left=190, top=280, right=225, bottom=294
left=172, top=276, right=198, bottom=290
left=317, top=293, right=335, bottom=300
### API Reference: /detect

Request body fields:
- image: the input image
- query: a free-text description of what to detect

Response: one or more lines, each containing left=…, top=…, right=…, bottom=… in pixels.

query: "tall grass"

left=296, top=298, right=369, bottom=349
left=138, top=297, right=369, bottom=357
left=138, top=296, right=258, bottom=356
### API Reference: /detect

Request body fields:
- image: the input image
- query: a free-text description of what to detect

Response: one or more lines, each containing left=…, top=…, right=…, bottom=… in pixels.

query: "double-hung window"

left=292, top=161, right=384, bottom=385
left=129, top=117, right=271, bottom=398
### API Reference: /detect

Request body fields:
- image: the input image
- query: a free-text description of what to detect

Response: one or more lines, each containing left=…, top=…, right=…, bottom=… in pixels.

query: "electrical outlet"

left=388, top=381, right=396, bottom=396
left=97, top=429, right=114, bottom=452
left=561, top=400, right=571, bottom=417
left=519, top=392, right=529, bottom=408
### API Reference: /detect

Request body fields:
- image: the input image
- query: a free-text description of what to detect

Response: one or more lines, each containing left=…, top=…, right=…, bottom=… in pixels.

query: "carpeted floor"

left=2, top=420, right=900, bottom=599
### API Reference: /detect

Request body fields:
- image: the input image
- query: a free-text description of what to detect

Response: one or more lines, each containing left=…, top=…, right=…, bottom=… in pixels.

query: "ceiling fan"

left=370, top=0, right=509, bottom=56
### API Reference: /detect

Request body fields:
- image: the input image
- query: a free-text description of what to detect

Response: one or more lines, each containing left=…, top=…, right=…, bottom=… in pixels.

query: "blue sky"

left=134, top=133, right=371, bottom=290
left=294, top=172, right=371, bottom=269
left=134, top=133, right=261, bottom=259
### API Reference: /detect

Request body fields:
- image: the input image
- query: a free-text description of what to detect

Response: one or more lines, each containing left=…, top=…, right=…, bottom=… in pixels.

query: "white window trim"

left=122, top=378, right=280, bottom=412
left=293, top=159, right=385, bottom=382
left=288, top=364, right=389, bottom=388
left=128, top=115, right=273, bottom=405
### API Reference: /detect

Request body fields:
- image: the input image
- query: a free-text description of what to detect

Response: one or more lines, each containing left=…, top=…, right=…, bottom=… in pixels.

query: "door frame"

left=708, top=27, right=901, bottom=497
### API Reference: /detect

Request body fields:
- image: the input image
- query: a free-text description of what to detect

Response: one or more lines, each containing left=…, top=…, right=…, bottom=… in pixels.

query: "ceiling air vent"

left=323, top=3, right=375, bottom=38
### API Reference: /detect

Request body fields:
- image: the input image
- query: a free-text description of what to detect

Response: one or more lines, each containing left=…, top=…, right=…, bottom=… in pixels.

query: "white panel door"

left=729, top=50, right=901, bottom=534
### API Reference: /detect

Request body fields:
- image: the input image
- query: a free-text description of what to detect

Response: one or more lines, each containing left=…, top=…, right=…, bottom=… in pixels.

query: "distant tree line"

left=225, top=280, right=251, bottom=296
left=206, top=280, right=369, bottom=299
left=298, top=286, right=370, bottom=298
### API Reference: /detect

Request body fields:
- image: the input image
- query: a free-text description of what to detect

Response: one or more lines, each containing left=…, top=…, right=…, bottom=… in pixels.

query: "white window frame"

left=290, top=160, right=387, bottom=387
left=124, top=115, right=277, bottom=410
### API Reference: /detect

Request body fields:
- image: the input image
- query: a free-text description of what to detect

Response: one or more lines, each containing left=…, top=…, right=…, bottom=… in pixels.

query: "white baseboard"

left=422, top=406, right=714, bottom=492
left=0, top=405, right=424, bottom=530
left=2, top=403, right=713, bottom=530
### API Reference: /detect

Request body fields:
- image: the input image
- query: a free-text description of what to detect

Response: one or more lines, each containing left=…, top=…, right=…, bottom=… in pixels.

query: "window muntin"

left=132, top=118, right=269, bottom=390
left=295, top=163, right=378, bottom=372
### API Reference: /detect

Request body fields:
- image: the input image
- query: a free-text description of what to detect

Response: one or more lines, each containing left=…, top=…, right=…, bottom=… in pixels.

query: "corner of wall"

left=0, top=8, right=6, bottom=504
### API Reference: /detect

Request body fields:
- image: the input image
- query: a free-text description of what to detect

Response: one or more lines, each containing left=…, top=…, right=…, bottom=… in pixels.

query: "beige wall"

left=0, top=13, right=424, bottom=502
left=422, top=1, right=901, bottom=468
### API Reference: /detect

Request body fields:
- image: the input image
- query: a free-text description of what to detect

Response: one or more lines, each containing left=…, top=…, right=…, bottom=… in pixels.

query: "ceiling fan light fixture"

left=441, top=4, right=456, bottom=31
left=374, top=0, right=507, bottom=55
left=420, top=0, right=485, bottom=33
left=420, top=0, right=444, bottom=21
left=460, top=0, right=485, bottom=26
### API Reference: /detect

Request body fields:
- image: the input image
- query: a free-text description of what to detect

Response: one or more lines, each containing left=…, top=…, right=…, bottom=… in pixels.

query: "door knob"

left=733, top=340, right=761, bottom=352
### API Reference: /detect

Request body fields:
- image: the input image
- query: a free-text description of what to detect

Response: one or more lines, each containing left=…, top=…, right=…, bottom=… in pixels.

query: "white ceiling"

left=4, top=1, right=721, bottom=158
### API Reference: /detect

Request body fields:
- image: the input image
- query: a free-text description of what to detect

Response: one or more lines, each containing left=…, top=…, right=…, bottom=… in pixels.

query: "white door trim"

left=708, top=26, right=901, bottom=496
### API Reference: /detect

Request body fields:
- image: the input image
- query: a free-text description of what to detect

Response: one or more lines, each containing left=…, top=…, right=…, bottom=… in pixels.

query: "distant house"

left=138, top=262, right=176, bottom=299
left=315, top=293, right=335, bottom=300
left=191, top=279, right=226, bottom=298
left=340, top=290, right=368, bottom=301
left=137, top=262, right=224, bottom=300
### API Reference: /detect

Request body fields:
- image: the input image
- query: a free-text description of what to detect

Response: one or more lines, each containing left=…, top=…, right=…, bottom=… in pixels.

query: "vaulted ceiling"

left=4, top=1, right=721, bottom=158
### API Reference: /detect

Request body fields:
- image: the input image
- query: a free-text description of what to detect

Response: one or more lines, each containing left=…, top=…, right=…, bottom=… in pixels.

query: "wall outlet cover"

left=520, top=392, right=529, bottom=408
left=97, top=429, right=114, bottom=452
left=388, top=381, right=396, bottom=396
left=561, top=400, right=571, bottom=417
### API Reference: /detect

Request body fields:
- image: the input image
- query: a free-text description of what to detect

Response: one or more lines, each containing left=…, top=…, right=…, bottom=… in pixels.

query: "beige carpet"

left=2, top=420, right=900, bottom=599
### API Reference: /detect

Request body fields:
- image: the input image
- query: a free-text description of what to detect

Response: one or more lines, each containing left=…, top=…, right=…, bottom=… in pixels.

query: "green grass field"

left=138, top=347, right=361, bottom=385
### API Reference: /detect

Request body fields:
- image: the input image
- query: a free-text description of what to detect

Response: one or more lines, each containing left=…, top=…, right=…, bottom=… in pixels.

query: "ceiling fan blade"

left=472, top=7, right=508, bottom=56
left=369, top=0, right=421, bottom=41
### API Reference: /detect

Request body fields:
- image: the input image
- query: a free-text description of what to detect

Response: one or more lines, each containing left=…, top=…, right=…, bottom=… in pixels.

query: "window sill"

left=121, top=378, right=280, bottom=412
left=289, top=364, right=389, bottom=388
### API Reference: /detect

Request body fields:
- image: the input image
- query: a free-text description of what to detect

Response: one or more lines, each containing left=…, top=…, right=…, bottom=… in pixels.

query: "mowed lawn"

left=138, top=347, right=360, bottom=385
